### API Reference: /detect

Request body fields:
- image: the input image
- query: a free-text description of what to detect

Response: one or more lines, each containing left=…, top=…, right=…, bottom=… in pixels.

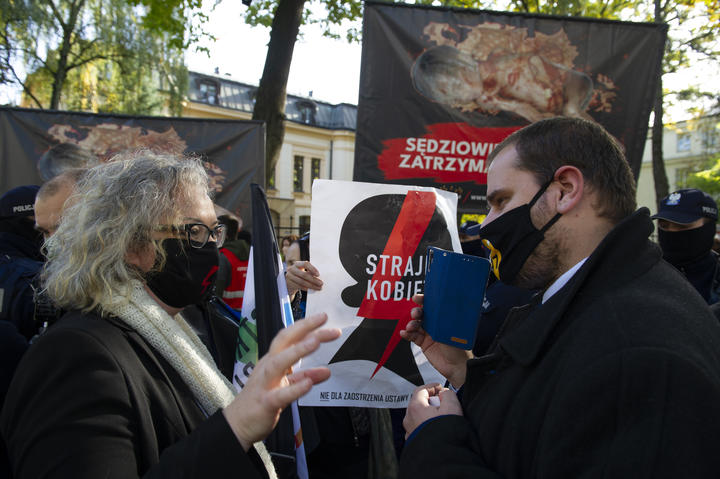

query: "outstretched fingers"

left=261, top=318, right=340, bottom=388
left=269, top=313, right=329, bottom=353
left=287, top=366, right=332, bottom=386
left=263, top=367, right=332, bottom=411
left=265, top=377, right=314, bottom=411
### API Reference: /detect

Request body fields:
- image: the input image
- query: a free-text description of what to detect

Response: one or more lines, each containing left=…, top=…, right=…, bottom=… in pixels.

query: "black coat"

left=0, top=229, right=43, bottom=340
left=1, top=310, right=268, bottom=478
left=400, top=209, right=720, bottom=478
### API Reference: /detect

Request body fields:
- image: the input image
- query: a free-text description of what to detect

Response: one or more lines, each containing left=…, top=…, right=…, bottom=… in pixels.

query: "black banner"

left=0, top=107, right=265, bottom=229
left=354, top=2, right=667, bottom=213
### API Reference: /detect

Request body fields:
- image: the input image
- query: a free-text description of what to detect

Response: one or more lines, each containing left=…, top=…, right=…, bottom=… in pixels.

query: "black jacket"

left=1, top=310, right=268, bottom=478
left=0, top=229, right=43, bottom=340
left=400, top=209, right=720, bottom=478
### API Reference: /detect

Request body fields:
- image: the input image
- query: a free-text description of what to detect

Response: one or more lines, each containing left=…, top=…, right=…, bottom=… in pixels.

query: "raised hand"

left=223, top=313, right=340, bottom=450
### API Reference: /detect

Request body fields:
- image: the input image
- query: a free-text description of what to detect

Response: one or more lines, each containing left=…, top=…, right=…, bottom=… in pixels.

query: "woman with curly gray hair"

left=1, top=152, right=340, bottom=478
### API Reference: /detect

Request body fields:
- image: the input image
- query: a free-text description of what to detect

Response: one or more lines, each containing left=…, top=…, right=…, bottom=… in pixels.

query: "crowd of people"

left=1, top=116, right=720, bottom=478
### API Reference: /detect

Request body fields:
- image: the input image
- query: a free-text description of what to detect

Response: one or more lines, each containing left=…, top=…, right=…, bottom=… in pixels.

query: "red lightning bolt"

left=200, top=265, right=219, bottom=294
left=357, top=191, right=436, bottom=379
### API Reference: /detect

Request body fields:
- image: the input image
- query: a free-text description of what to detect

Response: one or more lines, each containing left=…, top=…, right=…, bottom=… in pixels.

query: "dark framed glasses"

left=157, top=223, right=227, bottom=249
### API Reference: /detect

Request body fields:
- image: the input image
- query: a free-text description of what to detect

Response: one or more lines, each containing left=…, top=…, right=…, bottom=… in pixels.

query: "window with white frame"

left=293, top=156, right=304, bottom=192
left=677, top=133, right=691, bottom=152
left=197, top=79, right=219, bottom=105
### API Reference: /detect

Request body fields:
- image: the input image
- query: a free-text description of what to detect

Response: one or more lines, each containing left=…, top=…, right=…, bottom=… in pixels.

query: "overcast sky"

left=186, top=2, right=362, bottom=105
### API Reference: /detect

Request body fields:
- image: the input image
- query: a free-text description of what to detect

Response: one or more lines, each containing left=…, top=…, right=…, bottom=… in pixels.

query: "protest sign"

left=299, top=179, right=462, bottom=408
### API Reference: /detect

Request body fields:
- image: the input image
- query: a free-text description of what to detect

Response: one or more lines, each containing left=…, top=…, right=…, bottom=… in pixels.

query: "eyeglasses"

left=157, top=223, right=227, bottom=249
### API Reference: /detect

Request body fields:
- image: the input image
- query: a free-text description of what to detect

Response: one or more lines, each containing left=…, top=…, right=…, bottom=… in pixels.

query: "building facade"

left=183, top=71, right=357, bottom=237
left=637, top=115, right=720, bottom=215
left=185, top=71, right=719, bottom=234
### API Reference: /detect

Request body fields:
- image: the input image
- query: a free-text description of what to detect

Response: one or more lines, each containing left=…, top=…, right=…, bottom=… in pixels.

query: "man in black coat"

left=400, top=117, right=720, bottom=478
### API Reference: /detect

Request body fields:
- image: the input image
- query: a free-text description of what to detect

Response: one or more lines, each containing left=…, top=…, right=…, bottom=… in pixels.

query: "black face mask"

left=146, top=238, right=219, bottom=308
left=0, top=216, right=44, bottom=261
left=658, top=221, right=715, bottom=266
left=479, top=180, right=561, bottom=284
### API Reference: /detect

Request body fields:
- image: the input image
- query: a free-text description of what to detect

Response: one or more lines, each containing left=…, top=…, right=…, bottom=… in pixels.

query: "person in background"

left=34, top=169, right=87, bottom=240
left=0, top=185, right=43, bottom=340
left=285, top=234, right=312, bottom=319
left=281, top=234, right=299, bottom=269
left=217, top=214, right=250, bottom=310
left=32, top=169, right=89, bottom=339
left=458, top=220, right=486, bottom=259
left=458, top=220, right=479, bottom=242
left=237, top=229, right=252, bottom=249
left=36, top=142, right=98, bottom=182
left=400, top=117, right=720, bottom=478
left=651, top=188, right=720, bottom=304
left=1, top=172, right=85, bottom=476
left=1, top=152, right=340, bottom=478
left=0, top=184, right=41, bottom=477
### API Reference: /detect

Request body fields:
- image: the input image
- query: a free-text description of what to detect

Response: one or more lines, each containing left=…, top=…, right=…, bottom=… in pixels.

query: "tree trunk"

left=50, top=30, right=72, bottom=109
left=252, top=0, right=306, bottom=187
left=49, top=0, right=85, bottom=109
left=651, top=0, right=669, bottom=208
left=651, top=76, right=669, bottom=207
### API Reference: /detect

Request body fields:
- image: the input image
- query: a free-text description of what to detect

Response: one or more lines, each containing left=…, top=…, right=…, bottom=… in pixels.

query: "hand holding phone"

left=422, top=247, right=491, bottom=350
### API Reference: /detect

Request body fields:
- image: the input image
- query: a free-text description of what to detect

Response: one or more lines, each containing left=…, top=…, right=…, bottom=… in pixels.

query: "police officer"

left=652, top=188, right=720, bottom=304
left=0, top=185, right=43, bottom=339
left=0, top=185, right=42, bottom=477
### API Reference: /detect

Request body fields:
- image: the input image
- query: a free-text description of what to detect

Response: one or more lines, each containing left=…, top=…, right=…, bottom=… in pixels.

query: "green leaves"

left=1, top=0, right=203, bottom=112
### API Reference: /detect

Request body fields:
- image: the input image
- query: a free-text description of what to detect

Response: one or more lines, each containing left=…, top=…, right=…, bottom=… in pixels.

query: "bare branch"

left=5, top=63, right=44, bottom=108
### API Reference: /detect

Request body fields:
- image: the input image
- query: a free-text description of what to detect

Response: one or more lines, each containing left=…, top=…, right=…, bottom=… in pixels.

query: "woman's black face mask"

left=478, top=180, right=561, bottom=285
left=146, top=238, right=219, bottom=308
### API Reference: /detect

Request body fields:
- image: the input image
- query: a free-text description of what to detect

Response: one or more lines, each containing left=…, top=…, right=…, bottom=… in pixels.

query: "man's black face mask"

left=0, top=216, right=44, bottom=260
left=478, top=179, right=561, bottom=285
left=658, top=221, right=715, bottom=266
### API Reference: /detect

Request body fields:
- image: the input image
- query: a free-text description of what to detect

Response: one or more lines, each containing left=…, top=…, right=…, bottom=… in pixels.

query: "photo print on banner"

left=354, top=2, right=667, bottom=214
left=299, top=179, right=462, bottom=408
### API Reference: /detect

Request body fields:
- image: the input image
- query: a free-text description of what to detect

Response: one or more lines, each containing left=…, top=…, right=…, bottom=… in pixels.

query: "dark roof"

left=188, top=71, right=357, bottom=131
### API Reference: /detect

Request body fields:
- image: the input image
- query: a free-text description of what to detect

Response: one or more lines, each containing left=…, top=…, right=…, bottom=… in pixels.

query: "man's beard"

left=513, top=195, right=562, bottom=291
left=514, top=231, right=562, bottom=290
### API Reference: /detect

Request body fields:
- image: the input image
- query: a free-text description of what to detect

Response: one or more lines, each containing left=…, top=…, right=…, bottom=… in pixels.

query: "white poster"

left=299, top=179, right=462, bottom=408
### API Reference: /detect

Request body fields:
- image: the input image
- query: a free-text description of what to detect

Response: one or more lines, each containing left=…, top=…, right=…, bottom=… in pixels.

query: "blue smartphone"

left=422, top=246, right=491, bottom=350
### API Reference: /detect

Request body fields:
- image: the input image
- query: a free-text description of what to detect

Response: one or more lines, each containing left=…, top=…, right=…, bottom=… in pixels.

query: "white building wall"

left=636, top=117, right=719, bottom=216
left=328, top=132, right=356, bottom=181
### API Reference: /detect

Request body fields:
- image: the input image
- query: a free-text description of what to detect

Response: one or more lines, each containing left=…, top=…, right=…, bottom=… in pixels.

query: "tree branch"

left=6, top=63, right=44, bottom=108
left=46, top=0, right=67, bottom=30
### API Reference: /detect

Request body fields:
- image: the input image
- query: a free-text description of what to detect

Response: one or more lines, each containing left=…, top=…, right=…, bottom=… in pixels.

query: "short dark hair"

left=37, top=168, right=87, bottom=200
left=489, top=117, right=636, bottom=223
left=296, top=234, right=310, bottom=262
left=217, top=214, right=239, bottom=240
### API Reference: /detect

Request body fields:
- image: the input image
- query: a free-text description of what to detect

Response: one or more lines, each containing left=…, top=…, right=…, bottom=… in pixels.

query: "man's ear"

left=553, top=166, right=584, bottom=214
